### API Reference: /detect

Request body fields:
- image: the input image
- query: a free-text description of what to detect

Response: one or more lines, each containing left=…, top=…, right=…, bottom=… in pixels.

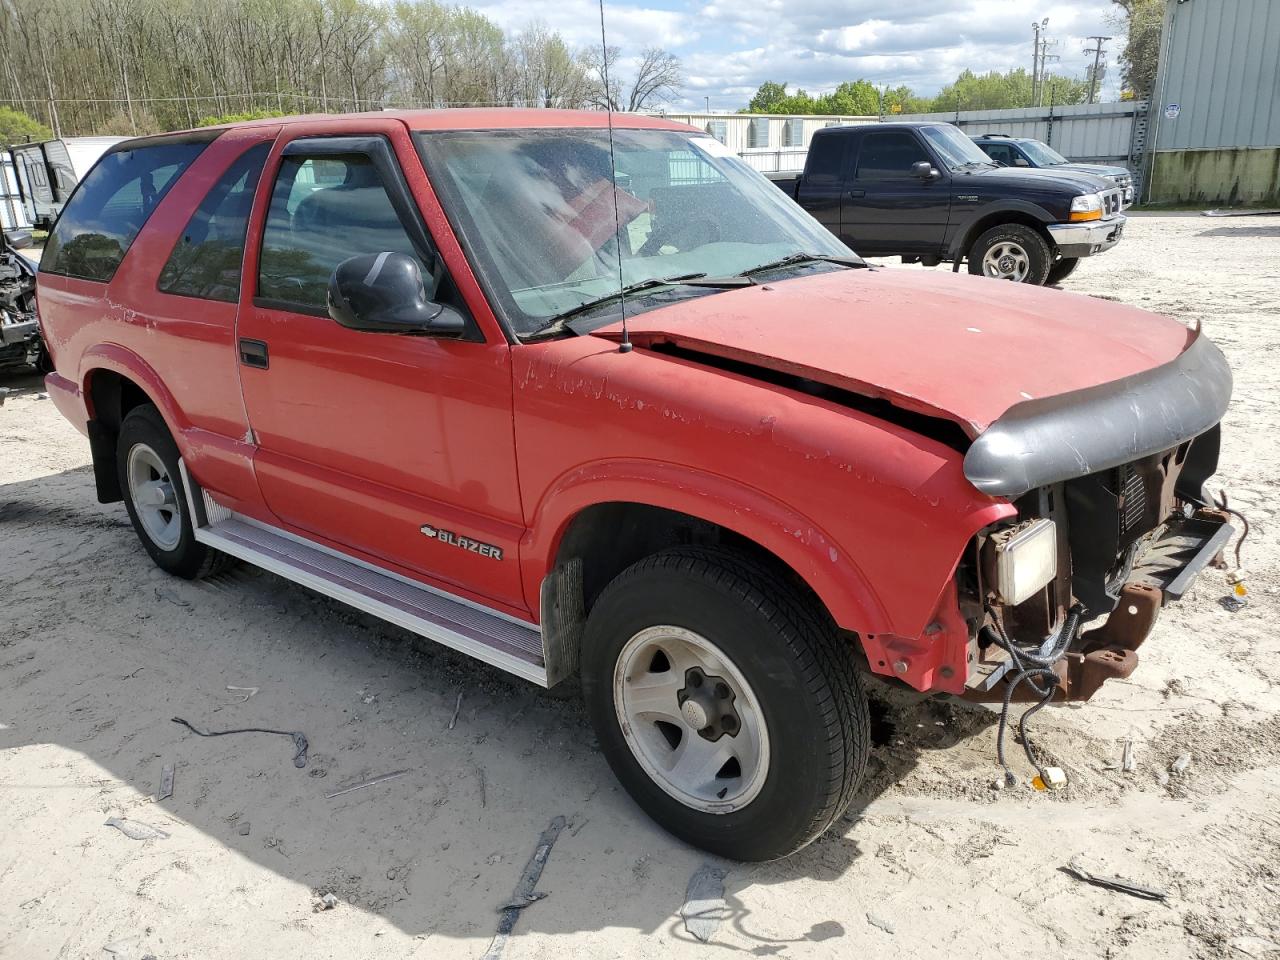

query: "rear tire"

left=116, top=404, right=230, bottom=579
left=967, top=223, right=1052, bottom=284
left=1046, top=256, right=1080, bottom=285
left=581, top=547, right=869, bottom=861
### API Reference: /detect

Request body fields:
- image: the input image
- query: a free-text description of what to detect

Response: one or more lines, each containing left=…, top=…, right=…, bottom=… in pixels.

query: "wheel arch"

left=948, top=204, right=1055, bottom=263
left=526, top=461, right=892, bottom=684
left=80, top=346, right=182, bottom=503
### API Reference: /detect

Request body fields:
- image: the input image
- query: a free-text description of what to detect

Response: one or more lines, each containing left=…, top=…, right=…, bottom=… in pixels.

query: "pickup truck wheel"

left=967, top=224, right=1052, bottom=284
left=581, top=547, right=869, bottom=861
left=1046, top=256, right=1080, bottom=285
left=116, top=405, right=230, bottom=579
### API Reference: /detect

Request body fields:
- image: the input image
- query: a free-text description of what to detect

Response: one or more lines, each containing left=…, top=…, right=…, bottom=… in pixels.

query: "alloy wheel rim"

left=982, top=241, right=1030, bottom=281
left=126, top=442, right=181, bottom=551
left=614, top=625, right=770, bottom=813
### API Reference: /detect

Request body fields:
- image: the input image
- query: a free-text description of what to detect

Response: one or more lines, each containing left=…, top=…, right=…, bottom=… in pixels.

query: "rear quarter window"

left=158, top=141, right=271, bottom=303
left=41, top=139, right=210, bottom=283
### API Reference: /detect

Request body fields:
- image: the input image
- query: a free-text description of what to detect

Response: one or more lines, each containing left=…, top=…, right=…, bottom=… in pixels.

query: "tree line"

left=0, top=0, right=682, bottom=138
left=744, top=69, right=1096, bottom=117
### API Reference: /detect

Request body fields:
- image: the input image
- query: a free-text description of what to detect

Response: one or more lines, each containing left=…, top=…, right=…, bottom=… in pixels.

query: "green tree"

left=0, top=107, right=53, bottom=146
left=813, top=80, right=879, bottom=116
left=747, top=81, right=789, bottom=113
left=882, top=85, right=930, bottom=115
left=196, top=109, right=289, bottom=127
left=1111, top=0, right=1163, bottom=98
left=928, top=68, right=1088, bottom=111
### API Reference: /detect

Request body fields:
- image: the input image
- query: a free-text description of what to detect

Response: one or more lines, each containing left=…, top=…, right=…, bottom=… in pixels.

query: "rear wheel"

left=967, top=223, right=1052, bottom=284
left=117, top=405, right=229, bottom=579
left=581, top=547, right=869, bottom=861
left=1046, top=256, right=1081, bottom=285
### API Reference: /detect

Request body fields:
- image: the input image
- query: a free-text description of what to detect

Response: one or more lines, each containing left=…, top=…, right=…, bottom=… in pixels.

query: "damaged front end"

left=1, top=231, right=42, bottom=373
left=957, top=328, right=1235, bottom=704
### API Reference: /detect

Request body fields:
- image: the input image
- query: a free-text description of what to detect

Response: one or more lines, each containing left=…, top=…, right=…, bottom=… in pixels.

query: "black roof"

left=814, top=121, right=953, bottom=135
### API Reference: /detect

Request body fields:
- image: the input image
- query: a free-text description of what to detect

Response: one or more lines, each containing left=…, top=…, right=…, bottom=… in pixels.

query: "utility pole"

left=1084, top=35, right=1111, bottom=104
left=1031, top=20, right=1043, bottom=105
left=1031, top=18, right=1051, bottom=106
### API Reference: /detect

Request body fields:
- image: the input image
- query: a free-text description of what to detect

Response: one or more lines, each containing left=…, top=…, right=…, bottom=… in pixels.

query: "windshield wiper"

left=737, top=252, right=866, bottom=277
left=526, top=272, right=752, bottom=340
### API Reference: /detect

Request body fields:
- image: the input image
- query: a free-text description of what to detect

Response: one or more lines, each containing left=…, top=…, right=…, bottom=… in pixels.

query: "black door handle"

left=239, top=338, right=269, bottom=369
left=847, top=188, right=865, bottom=199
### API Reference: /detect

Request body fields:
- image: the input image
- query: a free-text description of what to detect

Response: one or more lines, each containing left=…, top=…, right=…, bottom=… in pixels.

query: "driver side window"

left=257, top=153, right=421, bottom=312
left=982, top=142, right=1014, bottom=166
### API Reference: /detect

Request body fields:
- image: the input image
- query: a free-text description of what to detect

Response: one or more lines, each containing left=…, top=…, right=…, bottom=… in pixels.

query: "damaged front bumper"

left=957, top=327, right=1235, bottom=703
left=964, top=506, right=1234, bottom=703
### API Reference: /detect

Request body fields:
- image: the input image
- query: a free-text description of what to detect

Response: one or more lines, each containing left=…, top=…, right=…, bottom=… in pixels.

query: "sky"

left=472, top=0, right=1125, bottom=110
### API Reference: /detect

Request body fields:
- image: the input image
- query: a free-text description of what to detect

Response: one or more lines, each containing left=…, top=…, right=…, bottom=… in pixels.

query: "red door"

left=235, top=120, right=527, bottom=616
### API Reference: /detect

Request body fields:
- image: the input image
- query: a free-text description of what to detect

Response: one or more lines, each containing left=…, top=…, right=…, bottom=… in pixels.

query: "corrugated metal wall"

left=1152, top=0, right=1280, bottom=150
left=662, top=106, right=1139, bottom=171
left=663, top=113, right=877, bottom=153
left=895, top=102, right=1143, bottom=164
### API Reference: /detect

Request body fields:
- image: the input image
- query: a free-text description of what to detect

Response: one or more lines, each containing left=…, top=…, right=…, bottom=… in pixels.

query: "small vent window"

left=704, top=120, right=728, bottom=144
left=783, top=118, right=804, bottom=147
left=747, top=117, right=770, bottom=149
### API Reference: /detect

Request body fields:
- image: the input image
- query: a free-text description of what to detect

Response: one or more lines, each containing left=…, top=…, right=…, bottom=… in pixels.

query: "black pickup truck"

left=769, top=122, right=1126, bottom=285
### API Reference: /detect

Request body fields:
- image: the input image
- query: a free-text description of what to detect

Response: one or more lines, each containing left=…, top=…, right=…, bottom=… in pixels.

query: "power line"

left=1083, top=36, right=1112, bottom=104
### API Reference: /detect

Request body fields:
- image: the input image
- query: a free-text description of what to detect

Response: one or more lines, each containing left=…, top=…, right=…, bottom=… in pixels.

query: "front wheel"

left=581, top=547, right=869, bottom=861
left=967, top=223, right=1052, bottom=284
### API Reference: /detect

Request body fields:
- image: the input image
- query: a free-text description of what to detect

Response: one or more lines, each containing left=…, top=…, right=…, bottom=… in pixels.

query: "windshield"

left=417, top=127, right=854, bottom=337
left=1019, top=139, right=1070, bottom=166
left=919, top=125, right=996, bottom=170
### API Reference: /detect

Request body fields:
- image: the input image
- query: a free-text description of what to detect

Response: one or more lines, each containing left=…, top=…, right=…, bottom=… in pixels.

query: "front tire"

left=581, top=547, right=869, bottom=861
left=117, top=404, right=229, bottom=579
left=1046, top=256, right=1080, bottom=285
left=967, top=223, right=1052, bottom=284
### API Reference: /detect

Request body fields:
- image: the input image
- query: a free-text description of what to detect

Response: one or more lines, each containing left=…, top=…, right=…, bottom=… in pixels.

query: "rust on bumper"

left=963, top=512, right=1233, bottom=704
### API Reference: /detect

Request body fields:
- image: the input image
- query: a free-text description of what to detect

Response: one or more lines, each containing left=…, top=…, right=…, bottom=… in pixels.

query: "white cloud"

left=474, top=0, right=1125, bottom=109
left=684, top=0, right=1122, bottom=108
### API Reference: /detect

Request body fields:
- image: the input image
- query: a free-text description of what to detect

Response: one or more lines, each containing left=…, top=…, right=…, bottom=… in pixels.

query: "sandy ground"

left=2, top=213, right=1279, bottom=960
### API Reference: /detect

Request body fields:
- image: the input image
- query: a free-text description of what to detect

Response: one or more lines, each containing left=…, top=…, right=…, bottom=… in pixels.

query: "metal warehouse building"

left=1147, top=0, right=1280, bottom=204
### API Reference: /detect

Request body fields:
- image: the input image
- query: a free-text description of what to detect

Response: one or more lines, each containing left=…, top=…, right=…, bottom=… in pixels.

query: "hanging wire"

left=596, top=0, right=632, bottom=353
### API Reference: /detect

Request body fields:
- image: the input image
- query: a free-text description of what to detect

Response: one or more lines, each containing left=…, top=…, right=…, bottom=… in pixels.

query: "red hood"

left=594, top=267, right=1193, bottom=436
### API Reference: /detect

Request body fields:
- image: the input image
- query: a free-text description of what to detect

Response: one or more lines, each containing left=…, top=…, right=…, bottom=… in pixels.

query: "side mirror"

left=327, top=252, right=466, bottom=336
left=911, top=161, right=940, bottom=180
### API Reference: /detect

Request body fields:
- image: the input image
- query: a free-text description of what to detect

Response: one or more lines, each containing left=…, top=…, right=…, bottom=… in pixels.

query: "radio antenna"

left=596, top=0, right=632, bottom=353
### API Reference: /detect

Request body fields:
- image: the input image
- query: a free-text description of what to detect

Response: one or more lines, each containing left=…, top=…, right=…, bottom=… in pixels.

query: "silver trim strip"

left=178, top=460, right=548, bottom=686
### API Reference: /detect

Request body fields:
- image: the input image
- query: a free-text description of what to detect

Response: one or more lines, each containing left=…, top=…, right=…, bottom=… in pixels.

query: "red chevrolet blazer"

left=36, top=110, right=1233, bottom=860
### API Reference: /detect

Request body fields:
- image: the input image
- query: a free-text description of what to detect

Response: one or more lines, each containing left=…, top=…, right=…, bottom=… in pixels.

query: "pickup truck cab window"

left=258, top=152, right=422, bottom=312
left=854, top=131, right=931, bottom=180
left=41, top=138, right=210, bottom=282
left=419, top=127, right=850, bottom=337
left=157, top=141, right=270, bottom=303
left=803, top=133, right=848, bottom=184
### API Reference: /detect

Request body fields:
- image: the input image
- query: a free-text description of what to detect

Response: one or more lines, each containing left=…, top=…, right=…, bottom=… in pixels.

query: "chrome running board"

left=179, top=460, right=547, bottom=685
